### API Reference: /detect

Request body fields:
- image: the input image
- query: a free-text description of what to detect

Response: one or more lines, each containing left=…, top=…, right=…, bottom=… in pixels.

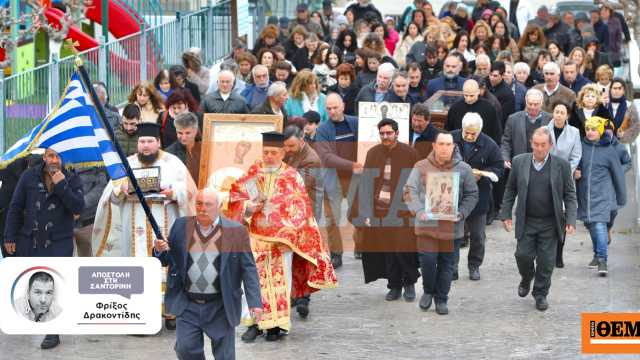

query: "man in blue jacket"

left=422, top=55, right=468, bottom=102
left=317, top=93, right=361, bottom=267
left=451, top=113, right=504, bottom=281
left=4, top=148, right=85, bottom=349
left=560, top=60, right=592, bottom=96
left=154, top=188, right=262, bottom=360
left=240, top=65, right=273, bottom=110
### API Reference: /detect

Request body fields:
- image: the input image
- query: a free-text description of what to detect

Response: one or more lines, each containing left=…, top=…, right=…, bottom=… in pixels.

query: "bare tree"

left=24, top=0, right=90, bottom=44
left=593, top=0, right=640, bottom=74
left=0, top=2, right=43, bottom=69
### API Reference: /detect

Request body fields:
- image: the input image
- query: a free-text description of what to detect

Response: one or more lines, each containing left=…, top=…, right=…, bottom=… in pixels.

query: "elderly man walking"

left=501, top=128, right=577, bottom=310
left=533, top=62, right=576, bottom=113
left=250, top=82, right=290, bottom=124
left=200, top=70, right=250, bottom=114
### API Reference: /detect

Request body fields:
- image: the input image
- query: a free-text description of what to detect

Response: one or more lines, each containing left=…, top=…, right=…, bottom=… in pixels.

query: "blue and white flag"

left=0, top=72, right=127, bottom=180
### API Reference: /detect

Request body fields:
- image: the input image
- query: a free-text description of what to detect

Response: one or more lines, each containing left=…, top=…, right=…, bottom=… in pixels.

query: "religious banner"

left=357, top=101, right=410, bottom=165
left=424, top=172, right=460, bottom=220
left=200, top=114, right=284, bottom=204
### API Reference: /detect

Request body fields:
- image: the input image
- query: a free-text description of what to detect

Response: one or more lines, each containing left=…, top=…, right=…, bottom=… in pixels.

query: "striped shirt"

left=375, top=157, right=392, bottom=211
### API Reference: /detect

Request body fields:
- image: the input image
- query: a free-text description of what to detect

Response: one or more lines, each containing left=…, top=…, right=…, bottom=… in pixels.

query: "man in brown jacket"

left=533, top=62, right=577, bottom=113
left=404, top=131, right=479, bottom=315
left=282, top=125, right=324, bottom=318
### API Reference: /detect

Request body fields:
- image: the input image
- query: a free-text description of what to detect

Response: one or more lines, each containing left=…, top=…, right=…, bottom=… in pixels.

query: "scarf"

left=607, top=94, right=627, bottom=129
left=158, top=87, right=173, bottom=100
left=301, top=92, right=319, bottom=113
left=169, top=105, right=189, bottom=119
left=404, top=4, right=418, bottom=27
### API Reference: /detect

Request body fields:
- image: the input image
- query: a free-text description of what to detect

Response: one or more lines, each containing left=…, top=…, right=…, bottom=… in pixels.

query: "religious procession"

left=0, top=0, right=639, bottom=357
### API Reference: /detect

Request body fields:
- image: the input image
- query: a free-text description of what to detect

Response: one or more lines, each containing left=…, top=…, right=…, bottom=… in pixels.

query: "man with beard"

left=282, top=125, right=323, bottom=317
left=487, top=61, right=516, bottom=130
left=422, top=55, right=468, bottom=102
left=115, top=104, right=141, bottom=157
left=357, top=119, right=421, bottom=302
left=226, top=131, right=337, bottom=342
left=5, top=148, right=85, bottom=348
left=444, top=80, right=502, bottom=146
left=533, top=62, right=576, bottom=113
left=241, top=65, right=274, bottom=111
left=475, top=55, right=491, bottom=78
left=92, top=123, right=192, bottom=331
left=418, top=46, right=443, bottom=83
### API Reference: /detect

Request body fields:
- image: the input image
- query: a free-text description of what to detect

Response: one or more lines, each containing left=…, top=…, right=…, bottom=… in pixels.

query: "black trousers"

left=515, top=217, right=557, bottom=298
left=493, top=169, right=509, bottom=214
left=454, top=214, right=487, bottom=273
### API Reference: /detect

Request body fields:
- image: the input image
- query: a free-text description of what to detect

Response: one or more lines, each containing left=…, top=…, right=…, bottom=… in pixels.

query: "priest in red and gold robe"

left=224, top=131, right=338, bottom=342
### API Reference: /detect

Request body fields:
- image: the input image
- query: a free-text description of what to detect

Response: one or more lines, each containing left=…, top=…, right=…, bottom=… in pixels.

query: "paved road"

left=0, top=172, right=637, bottom=359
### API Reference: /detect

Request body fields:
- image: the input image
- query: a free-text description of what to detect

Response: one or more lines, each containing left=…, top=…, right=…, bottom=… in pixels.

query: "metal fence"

left=1, top=1, right=232, bottom=153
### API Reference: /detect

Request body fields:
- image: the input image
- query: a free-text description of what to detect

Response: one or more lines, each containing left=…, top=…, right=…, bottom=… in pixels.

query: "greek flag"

left=0, top=72, right=127, bottom=180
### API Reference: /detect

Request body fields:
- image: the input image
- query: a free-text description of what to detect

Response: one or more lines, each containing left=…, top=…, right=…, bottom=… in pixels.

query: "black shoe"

left=331, top=256, right=342, bottom=269
left=403, top=284, right=416, bottom=301
left=297, top=303, right=309, bottom=317
left=165, top=318, right=176, bottom=330
left=354, top=252, right=362, bottom=259
left=435, top=302, right=449, bottom=315
left=241, top=325, right=263, bottom=342
left=41, top=335, right=60, bottom=349
left=598, top=258, right=608, bottom=275
left=385, top=288, right=402, bottom=301
left=518, top=278, right=531, bottom=298
left=486, top=213, right=494, bottom=225
left=452, top=272, right=459, bottom=280
left=266, top=328, right=280, bottom=341
left=469, top=269, right=480, bottom=281
left=419, top=293, right=433, bottom=310
left=460, top=238, right=469, bottom=247
left=535, top=296, right=548, bottom=310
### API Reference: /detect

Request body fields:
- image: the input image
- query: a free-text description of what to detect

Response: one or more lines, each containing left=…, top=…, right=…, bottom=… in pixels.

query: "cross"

left=64, top=38, right=80, bottom=57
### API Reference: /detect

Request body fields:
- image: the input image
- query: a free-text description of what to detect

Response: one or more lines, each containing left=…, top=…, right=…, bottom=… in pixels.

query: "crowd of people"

left=0, top=0, right=639, bottom=358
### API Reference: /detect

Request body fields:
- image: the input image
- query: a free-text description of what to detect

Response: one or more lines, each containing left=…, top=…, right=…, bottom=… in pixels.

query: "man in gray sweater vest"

left=501, top=128, right=577, bottom=311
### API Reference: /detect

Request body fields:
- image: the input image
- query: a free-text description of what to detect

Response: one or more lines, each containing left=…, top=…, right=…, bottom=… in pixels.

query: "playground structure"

left=1, top=0, right=231, bottom=153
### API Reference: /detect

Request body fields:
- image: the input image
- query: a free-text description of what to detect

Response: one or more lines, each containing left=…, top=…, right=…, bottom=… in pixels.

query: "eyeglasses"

left=378, top=131, right=396, bottom=136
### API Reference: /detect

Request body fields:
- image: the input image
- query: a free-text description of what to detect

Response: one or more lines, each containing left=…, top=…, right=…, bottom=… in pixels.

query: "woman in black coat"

left=569, top=83, right=611, bottom=140
left=291, top=34, right=320, bottom=71
left=337, top=29, right=358, bottom=65
left=325, top=63, right=360, bottom=116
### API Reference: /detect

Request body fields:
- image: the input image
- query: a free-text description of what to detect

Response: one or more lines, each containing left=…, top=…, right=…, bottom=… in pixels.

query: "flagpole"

left=67, top=41, right=179, bottom=277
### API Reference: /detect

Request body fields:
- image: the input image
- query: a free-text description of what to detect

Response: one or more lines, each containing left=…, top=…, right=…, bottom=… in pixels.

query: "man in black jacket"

left=542, top=6, right=571, bottom=53
left=200, top=70, right=250, bottom=114
left=250, top=82, right=290, bottom=124
left=444, top=80, right=502, bottom=146
left=345, top=0, right=382, bottom=22
left=451, top=113, right=504, bottom=281
left=357, top=118, right=421, bottom=302
left=418, top=46, right=443, bottom=83
left=486, top=61, right=516, bottom=130
left=409, top=103, right=440, bottom=160
left=170, top=64, right=202, bottom=104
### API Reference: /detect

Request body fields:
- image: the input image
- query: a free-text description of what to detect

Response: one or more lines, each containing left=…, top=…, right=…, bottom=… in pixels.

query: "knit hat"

left=384, top=16, right=395, bottom=25
left=457, top=4, right=468, bottom=14
left=336, top=15, right=349, bottom=26
left=482, top=9, right=493, bottom=18
left=584, top=116, right=607, bottom=135
left=581, top=23, right=595, bottom=34
left=267, top=16, right=278, bottom=25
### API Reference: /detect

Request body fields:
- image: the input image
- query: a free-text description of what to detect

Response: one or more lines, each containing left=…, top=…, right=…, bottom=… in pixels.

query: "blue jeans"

left=418, top=242, right=454, bottom=304
left=587, top=222, right=608, bottom=261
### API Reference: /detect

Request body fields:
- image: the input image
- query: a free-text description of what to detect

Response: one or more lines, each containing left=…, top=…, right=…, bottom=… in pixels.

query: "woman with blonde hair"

left=284, top=69, right=329, bottom=122
left=470, top=20, right=492, bottom=48
left=568, top=46, right=596, bottom=83
left=128, top=81, right=165, bottom=123
left=362, top=33, right=390, bottom=57
left=393, top=21, right=424, bottom=69
left=596, top=65, right=614, bottom=89
left=569, top=83, right=611, bottom=139
left=423, top=25, right=444, bottom=47
left=440, top=21, right=456, bottom=49
left=354, top=19, right=369, bottom=48
left=518, top=24, right=546, bottom=64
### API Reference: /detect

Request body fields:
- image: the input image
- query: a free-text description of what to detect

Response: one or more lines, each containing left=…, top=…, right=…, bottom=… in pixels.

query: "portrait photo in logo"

left=12, top=268, right=65, bottom=323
